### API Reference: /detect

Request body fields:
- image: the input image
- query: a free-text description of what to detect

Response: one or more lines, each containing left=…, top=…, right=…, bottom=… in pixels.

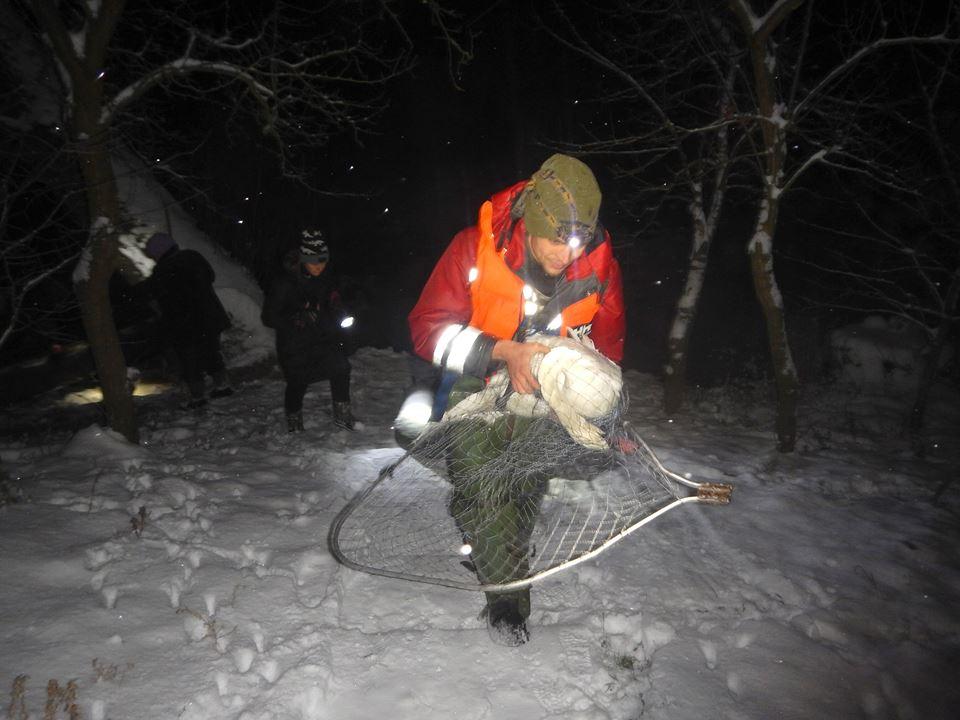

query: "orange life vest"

left=467, top=201, right=601, bottom=341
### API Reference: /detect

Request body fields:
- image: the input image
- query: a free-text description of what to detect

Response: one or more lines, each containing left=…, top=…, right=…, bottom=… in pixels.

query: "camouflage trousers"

left=445, top=377, right=548, bottom=619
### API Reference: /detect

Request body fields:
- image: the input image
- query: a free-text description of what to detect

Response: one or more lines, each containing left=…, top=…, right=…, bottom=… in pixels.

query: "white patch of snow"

left=830, top=315, right=942, bottom=392
left=69, top=31, right=85, bottom=59
left=749, top=229, right=772, bottom=255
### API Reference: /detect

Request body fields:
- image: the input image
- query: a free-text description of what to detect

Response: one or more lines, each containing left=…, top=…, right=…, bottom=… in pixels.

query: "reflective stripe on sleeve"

left=444, top=326, right=483, bottom=375
left=432, top=324, right=464, bottom=366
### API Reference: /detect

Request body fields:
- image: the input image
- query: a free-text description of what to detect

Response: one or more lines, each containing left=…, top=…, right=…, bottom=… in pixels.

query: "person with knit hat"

left=141, top=232, right=233, bottom=409
left=404, top=154, right=625, bottom=645
left=261, top=229, right=358, bottom=432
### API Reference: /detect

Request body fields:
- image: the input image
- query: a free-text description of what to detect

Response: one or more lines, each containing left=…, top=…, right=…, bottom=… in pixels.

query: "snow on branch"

left=728, top=0, right=805, bottom=41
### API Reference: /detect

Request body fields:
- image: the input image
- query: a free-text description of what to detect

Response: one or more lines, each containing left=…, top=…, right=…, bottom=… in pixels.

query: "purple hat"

left=145, top=232, right=177, bottom=260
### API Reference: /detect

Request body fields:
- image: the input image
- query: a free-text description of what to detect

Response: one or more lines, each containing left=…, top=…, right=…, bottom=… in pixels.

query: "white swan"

left=443, top=332, right=622, bottom=449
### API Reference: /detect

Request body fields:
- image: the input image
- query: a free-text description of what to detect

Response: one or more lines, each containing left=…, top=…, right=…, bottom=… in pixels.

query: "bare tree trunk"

left=748, top=59, right=799, bottom=452
left=72, top=88, right=138, bottom=442
left=732, top=0, right=802, bottom=452
left=664, top=195, right=712, bottom=414
left=76, top=230, right=138, bottom=443
left=748, top=215, right=798, bottom=452
left=28, top=0, right=138, bottom=442
left=663, top=100, right=732, bottom=414
left=747, top=140, right=799, bottom=452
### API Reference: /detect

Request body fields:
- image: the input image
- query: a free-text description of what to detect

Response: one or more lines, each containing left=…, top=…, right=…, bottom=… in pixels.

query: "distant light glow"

left=237, top=219, right=244, bottom=224
left=97, top=70, right=105, bottom=79
left=383, top=207, right=390, bottom=214
left=340, top=316, right=355, bottom=329
left=62, top=381, right=173, bottom=405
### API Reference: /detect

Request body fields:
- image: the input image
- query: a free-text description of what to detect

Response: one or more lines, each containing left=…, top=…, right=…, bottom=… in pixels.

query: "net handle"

left=633, top=435, right=733, bottom=504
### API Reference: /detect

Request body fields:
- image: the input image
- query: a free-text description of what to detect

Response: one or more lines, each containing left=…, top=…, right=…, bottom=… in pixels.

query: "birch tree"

left=543, top=0, right=747, bottom=414
left=727, top=0, right=804, bottom=451
left=9, top=0, right=438, bottom=441
left=727, top=0, right=959, bottom=451
left=548, top=0, right=957, bottom=451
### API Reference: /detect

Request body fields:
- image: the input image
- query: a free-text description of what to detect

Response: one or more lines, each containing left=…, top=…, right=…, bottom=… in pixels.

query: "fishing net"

left=329, top=334, right=731, bottom=591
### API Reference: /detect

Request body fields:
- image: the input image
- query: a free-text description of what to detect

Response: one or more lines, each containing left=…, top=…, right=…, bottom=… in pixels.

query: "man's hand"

left=491, top=340, right=551, bottom=394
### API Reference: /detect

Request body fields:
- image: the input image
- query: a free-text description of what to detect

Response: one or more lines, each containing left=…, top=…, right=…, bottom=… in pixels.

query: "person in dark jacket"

left=142, top=232, right=233, bottom=408
left=261, top=230, right=356, bottom=432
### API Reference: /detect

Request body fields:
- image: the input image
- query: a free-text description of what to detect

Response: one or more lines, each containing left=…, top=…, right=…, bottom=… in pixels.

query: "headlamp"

left=557, top=220, right=592, bottom=248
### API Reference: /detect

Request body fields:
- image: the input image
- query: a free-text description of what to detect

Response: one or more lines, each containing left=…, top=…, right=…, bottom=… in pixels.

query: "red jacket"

left=409, top=180, right=625, bottom=377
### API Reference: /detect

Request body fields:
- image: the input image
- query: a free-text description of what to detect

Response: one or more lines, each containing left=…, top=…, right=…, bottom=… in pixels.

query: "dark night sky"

left=160, top=4, right=768, bottom=379
left=11, top=2, right=919, bottom=379
left=286, top=9, right=616, bottom=266
left=0, top=0, right=952, bottom=401
left=176, top=7, right=696, bottom=372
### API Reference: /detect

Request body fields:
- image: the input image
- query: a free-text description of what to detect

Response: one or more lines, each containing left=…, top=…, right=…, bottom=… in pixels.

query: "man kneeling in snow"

left=405, top=154, right=626, bottom=645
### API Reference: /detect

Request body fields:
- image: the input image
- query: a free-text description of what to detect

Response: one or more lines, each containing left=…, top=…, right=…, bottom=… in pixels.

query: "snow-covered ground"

left=2, top=341, right=958, bottom=720
left=7, top=2, right=956, bottom=713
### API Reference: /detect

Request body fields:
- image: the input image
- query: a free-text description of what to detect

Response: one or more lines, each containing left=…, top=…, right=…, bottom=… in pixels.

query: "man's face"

left=304, top=260, right=327, bottom=276
left=527, top=234, right=585, bottom=277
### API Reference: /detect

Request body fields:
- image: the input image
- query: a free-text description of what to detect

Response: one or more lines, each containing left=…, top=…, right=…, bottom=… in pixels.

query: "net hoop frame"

left=327, top=432, right=732, bottom=592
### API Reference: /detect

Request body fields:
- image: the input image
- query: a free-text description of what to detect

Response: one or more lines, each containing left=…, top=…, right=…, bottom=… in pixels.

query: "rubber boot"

left=184, top=380, right=207, bottom=409
left=332, top=401, right=355, bottom=430
left=485, top=596, right=530, bottom=647
left=209, top=370, right=234, bottom=399
left=286, top=411, right=304, bottom=433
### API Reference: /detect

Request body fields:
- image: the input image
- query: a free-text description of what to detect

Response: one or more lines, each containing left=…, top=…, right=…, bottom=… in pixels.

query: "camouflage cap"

left=523, top=154, right=601, bottom=242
